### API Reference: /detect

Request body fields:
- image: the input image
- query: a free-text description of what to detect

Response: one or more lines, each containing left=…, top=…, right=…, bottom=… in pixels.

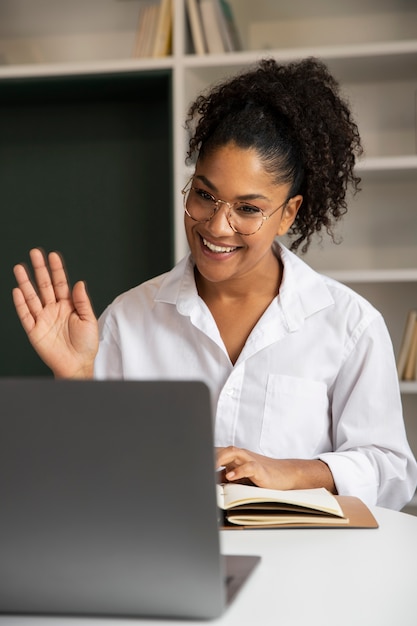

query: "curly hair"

left=185, top=57, right=363, bottom=253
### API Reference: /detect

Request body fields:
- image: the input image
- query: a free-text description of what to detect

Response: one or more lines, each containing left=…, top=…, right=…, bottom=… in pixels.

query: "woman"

left=13, top=58, right=417, bottom=509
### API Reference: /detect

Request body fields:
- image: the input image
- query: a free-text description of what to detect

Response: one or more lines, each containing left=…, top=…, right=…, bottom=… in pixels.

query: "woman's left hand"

left=216, top=446, right=336, bottom=493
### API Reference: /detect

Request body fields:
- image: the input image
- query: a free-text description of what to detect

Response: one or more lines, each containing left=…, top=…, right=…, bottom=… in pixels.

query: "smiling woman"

left=12, top=57, right=417, bottom=511
left=183, top=143, right=301, bottom=299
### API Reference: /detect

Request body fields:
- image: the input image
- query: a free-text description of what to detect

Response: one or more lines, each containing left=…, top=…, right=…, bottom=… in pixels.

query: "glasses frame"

left=181, top=177, right=290, bottom=236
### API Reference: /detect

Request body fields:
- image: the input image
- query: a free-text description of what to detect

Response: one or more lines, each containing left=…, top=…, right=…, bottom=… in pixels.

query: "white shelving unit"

left=1, top=0, right=417, bottom=507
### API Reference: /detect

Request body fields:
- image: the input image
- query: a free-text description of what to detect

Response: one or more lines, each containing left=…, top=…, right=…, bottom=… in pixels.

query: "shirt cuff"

left=317, top=452, right=378, bottom=507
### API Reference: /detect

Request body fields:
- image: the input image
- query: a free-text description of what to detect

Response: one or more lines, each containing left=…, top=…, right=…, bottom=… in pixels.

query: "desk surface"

left=1, top=506, right=416, bottom=626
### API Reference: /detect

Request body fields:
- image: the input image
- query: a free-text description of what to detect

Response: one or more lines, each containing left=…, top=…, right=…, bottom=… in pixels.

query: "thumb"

left=72, top=280, right=96, bottom=321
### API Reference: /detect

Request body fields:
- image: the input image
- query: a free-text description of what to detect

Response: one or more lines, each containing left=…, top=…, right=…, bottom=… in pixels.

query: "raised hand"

left=12, top=248, right=99, bottom=379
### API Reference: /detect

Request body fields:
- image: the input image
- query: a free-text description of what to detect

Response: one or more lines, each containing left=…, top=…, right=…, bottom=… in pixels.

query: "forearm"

left=217, top=446, right=337, bottom=492
left=277, top=458, right=337, bottom=493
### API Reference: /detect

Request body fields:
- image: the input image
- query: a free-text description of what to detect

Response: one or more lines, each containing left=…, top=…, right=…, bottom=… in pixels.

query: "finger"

left=12, top=287, right=36, bottom=334
left=217, top=446, right=250, bottom=468
left=48, top=251, right=72, bottom=302
left=72, top=281, right=96, bottom=321
left=29, top=248, right=58, bottom=306
left=13, top=262, right=44, bottom=319
left=225, top=461, right=258, bottom=483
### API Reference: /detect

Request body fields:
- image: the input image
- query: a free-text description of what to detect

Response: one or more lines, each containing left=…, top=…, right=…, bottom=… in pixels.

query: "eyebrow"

left=193, top=174, right=270, bottom=203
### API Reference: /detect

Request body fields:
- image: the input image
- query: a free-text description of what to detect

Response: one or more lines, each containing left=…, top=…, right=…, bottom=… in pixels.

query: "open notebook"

left=0, top=378, right=259, bottom=620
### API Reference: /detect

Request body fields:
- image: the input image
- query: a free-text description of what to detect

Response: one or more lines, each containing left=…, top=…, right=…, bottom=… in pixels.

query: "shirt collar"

left=276, top=242, right=335, bottom=331
left=154, top=241, right=335, bottom=328
left=154, top=254, right=199, bottom=315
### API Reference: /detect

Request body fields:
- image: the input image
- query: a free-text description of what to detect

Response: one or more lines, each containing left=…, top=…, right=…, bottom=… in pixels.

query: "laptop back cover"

left=0, top=378, right=226, bottom=619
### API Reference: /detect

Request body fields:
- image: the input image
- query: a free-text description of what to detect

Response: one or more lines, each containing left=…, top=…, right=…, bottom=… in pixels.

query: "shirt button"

left=225, top=387, right=235, bottom=397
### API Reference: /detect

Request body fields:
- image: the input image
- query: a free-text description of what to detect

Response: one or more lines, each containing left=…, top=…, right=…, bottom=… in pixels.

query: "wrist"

left=53, top=361, right=95, bottom=380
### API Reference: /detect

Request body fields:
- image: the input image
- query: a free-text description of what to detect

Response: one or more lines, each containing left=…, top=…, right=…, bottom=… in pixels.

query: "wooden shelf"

left=325, top=269, right=417, bottom=284
left=0, top=56, right=175, bottom=79
left=400, top=382, right=417, bottom=395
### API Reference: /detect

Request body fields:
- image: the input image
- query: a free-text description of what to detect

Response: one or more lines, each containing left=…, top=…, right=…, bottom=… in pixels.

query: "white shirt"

left=95, top=242, right=417, bottom=510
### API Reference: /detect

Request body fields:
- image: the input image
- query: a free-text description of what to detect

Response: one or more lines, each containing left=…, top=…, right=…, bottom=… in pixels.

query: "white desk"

left=1, top=506, right=416, bottom=626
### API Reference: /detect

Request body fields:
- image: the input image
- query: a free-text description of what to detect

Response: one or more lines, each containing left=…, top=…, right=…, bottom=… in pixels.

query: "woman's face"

left=184, top=142, right=302, bottom=289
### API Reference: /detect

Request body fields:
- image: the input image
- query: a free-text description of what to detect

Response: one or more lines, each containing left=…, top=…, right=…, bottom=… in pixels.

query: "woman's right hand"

left=12, top=248, right=99, bottom=379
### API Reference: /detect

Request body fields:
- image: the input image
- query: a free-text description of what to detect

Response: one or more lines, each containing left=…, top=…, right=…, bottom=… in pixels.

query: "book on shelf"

left=186, top=0, right=207, bottom=54
left=217, top=483, right=378, bottom=529
left=152, top=0, right=173, bottom=58
left=403, top=319, right=417, bottom=381
left=397, top=309, right=417, bottom=381
left=132, top=0, right=172, bottom=59
left=132, top=1, right=159, bottom=58
left=199, top=0, right=226, bottom=54
left=215, top=0, right=242, bottom=52
left=198, top=0, right=241, bottom=54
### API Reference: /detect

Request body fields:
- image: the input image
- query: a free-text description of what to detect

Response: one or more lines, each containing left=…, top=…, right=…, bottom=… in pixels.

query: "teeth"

left=203, top=238, right=237, bottom=253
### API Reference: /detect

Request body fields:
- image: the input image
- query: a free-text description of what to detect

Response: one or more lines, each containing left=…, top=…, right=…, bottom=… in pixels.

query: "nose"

left=206, top=201, right=234, bottom=235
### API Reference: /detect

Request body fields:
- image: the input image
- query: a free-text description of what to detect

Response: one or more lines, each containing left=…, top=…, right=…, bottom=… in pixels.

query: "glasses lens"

left=229, top=204, right=264, bottom=235
left=183, top=184, right=264, bottom=235
left=184, top=187, right=216, bottom=222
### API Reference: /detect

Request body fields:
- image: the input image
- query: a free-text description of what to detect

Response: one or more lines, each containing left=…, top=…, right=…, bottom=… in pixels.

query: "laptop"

left=0, top=378, right=259, bottom=620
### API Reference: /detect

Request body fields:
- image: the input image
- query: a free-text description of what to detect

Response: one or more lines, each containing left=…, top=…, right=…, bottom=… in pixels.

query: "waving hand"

left=13, top=248, right=99, bottom=378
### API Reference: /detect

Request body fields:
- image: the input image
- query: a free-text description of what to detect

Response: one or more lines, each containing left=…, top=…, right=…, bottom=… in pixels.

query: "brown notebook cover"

left=221, top=496, right=379, bottom=530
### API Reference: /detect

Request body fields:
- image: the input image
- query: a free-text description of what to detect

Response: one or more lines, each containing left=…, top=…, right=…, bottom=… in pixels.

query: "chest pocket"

left=259, top=374, right=330, bottom=458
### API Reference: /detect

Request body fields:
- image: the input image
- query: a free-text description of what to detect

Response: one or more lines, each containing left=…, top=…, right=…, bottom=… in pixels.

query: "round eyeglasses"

left=182, top=178, right=289, bottom=236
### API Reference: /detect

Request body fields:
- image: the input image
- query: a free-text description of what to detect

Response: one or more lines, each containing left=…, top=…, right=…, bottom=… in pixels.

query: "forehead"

left=195, top=143, right=289, bottom=199
left=198, top=143, right=265, bottom=173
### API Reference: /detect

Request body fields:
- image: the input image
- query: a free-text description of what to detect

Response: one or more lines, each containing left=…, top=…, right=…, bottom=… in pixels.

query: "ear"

left=276, top=195, right=303, bottom=236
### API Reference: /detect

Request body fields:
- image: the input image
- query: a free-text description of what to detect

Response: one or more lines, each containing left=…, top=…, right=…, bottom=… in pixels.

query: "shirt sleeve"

left=318, top=314, right=417, bottom=510
left=93, top=307, right=124, bottom=380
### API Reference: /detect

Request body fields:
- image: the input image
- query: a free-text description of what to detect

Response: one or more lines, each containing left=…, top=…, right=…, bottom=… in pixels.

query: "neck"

left=195, top=253, right=283, bottom=305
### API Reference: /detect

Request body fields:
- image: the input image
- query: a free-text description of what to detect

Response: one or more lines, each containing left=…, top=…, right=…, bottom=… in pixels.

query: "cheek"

left=184, top=216, right=198, bottom=248
left=257, top=222, right=282, bottom=247
left=184, top=213, right=191, bottom=234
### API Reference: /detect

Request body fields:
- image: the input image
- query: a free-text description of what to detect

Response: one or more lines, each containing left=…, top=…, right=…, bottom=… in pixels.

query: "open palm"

left=13, top=249, right=99, bottom=378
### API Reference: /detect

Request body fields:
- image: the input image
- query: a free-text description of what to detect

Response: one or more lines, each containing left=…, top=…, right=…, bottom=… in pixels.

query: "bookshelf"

left=1, top=1, right=417, bottom=505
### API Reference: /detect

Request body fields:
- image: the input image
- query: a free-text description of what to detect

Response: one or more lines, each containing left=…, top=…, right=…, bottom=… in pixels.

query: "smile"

left=202, top=237, right=238, bottom=253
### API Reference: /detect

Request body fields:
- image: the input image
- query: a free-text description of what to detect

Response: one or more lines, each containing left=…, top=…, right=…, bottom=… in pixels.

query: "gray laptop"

left=0, top=378, right=259, bottom=620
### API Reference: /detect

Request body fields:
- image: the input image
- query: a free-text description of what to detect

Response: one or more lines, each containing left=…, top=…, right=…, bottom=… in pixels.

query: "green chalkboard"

left=0, top=70, right=173, bottom=376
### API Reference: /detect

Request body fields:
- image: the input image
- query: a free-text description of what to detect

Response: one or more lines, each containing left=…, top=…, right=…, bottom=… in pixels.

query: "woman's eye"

left=236, top=204, right=262, bottom=216
left=195, top=188, right=215, bottom=203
